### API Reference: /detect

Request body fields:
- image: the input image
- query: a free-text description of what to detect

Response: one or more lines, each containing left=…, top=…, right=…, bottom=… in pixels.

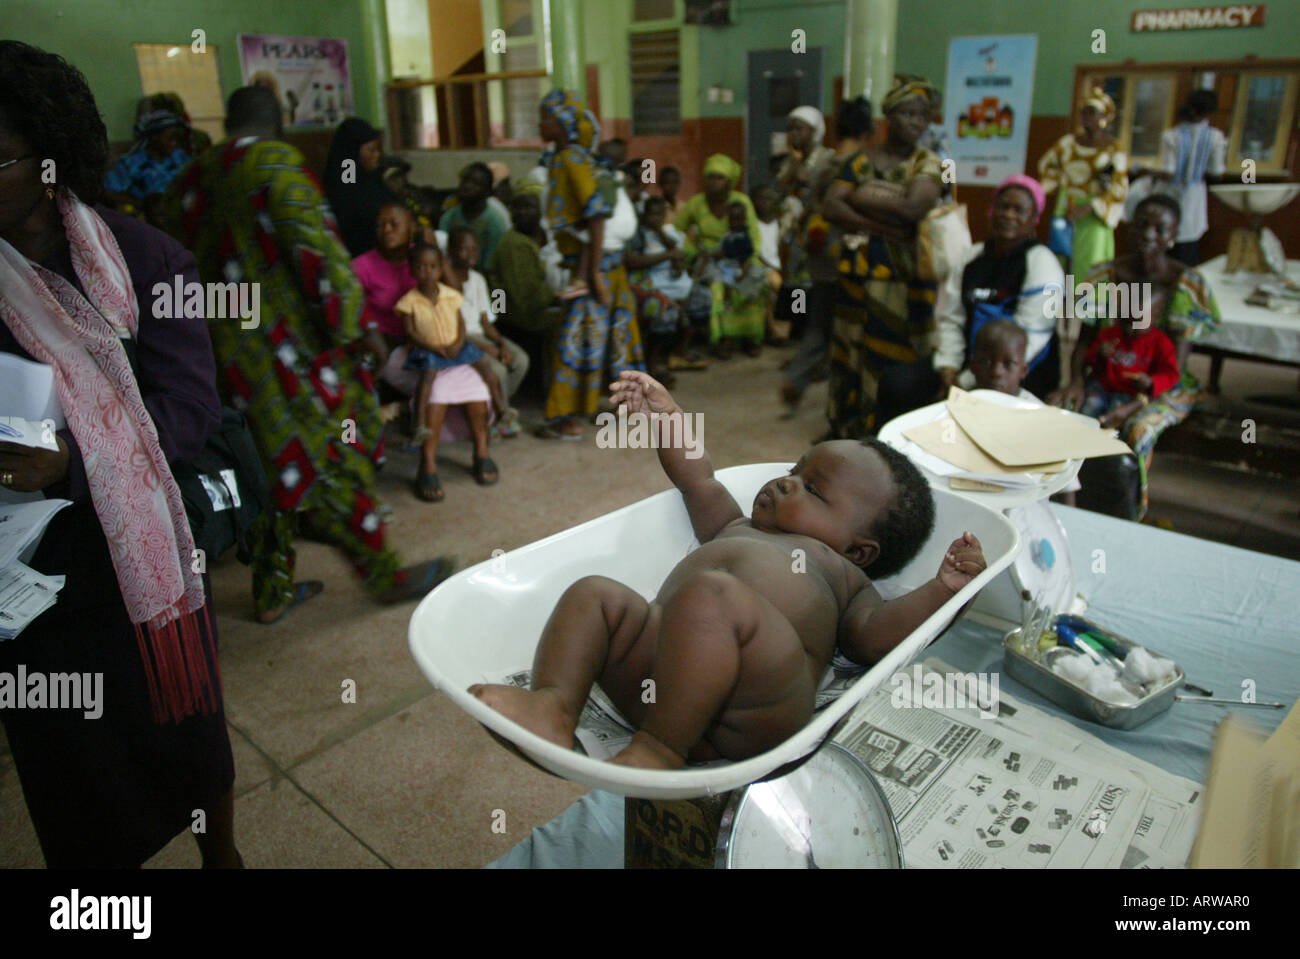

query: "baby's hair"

left=727, top=199, right=749, bottom=213
left=860, top=438, right=935, bottom=579
left=642, top=195, right=668, bottom=214
left=973, top=318, right=1027, bottom=354
left=408, top=241, right=441, bottom=268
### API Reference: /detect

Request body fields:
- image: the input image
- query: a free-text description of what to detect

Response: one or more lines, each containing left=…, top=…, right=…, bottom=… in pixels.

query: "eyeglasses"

left=0, top=154, right=37, bottom=171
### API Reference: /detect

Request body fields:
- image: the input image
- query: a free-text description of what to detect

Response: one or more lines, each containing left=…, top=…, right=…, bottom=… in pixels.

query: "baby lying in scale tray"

left=471, top=372, right=987, bottom=769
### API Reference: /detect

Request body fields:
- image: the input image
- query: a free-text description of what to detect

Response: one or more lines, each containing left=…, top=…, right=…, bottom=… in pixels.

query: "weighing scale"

left=1210, top=183, right=1300, bottom=284
left=625, top=744, right=904, bottom=869
left=877, top=391, right=1085, bottom=627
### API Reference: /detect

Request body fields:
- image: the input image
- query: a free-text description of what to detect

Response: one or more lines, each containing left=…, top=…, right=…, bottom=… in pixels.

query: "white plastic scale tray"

left=409, top=463, right=1020, bottom=799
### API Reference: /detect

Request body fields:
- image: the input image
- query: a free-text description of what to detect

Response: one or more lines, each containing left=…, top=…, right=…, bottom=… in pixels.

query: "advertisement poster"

left=238, top=34, right=353, bottom=129
left=943, top=35, right=1038, bottom=186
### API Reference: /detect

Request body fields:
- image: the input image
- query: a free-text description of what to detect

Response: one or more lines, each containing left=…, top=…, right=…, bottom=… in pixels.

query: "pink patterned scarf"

left=0, top=192, right=215, bottom=723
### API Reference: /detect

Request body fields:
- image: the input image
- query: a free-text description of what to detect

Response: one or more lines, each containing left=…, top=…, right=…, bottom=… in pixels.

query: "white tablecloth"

left=1194, top=255, right=1300, bottom=363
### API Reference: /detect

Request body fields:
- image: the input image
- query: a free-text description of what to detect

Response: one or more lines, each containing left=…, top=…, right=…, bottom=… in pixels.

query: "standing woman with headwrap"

left=324, top=117, right=397, bottom=257
left=674, top=153, right=765, bottom=357
left=1037, top=89, right=1129, bottom=281
left=536, top=89, right=644, bottom=440
left=821, top=74, right=943, bottom=438
left=102, top=107, right=193, bottom=223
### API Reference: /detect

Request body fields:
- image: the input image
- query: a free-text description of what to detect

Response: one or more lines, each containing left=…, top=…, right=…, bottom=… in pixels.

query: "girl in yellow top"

left=395, top=242, right=504, bottom=499
left=1038, top=89, right=1129, bottom=280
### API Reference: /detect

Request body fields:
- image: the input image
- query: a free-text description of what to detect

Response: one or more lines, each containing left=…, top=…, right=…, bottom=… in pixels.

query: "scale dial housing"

left=716, top=743, right=903, bottom=869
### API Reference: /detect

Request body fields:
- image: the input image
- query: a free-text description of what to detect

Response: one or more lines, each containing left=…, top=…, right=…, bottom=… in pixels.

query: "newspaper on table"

left=919, top=658, right=1202, bottom=869
left=832, top=661, right=1155, bottom=868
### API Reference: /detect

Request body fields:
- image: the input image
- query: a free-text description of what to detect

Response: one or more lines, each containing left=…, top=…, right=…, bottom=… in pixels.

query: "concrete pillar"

left=546, top=0, right=585, bottom=99
left=844, top=0, right=897, bottom=117
left=360, top=0, right=392, bottom=129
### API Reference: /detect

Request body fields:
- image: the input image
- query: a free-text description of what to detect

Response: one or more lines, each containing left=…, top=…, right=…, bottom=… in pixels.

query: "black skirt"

left=0, top=499, right=235, bottom=868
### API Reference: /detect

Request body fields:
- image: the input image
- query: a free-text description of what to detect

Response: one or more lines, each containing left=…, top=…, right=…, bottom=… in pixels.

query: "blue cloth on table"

left=487, top=504, right=1300, bottom=868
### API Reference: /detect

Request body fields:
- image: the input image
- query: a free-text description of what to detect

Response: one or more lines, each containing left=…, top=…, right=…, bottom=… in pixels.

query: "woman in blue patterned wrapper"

left=535, top=89, right=645, bottom=441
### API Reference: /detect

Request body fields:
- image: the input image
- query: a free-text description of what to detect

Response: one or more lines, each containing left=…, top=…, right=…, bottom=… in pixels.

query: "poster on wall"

left=238, top=34, right=353, bottom=129
left=943, top=35, right=1038, bottom=187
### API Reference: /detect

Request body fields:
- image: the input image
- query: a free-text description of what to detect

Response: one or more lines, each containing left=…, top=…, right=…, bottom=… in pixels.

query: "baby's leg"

left=470, top=576, right=652, bottom=748
left=612, top=570, right=813, bottom=769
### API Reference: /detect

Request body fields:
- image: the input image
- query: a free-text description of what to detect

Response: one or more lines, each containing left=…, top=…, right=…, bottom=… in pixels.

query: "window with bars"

left=630, top=30, right=680, bottom=136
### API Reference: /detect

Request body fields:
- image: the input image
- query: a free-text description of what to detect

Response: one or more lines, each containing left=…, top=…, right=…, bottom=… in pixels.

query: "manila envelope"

left=945, top=387, right=1131, bottom=466
left=903, top=416, right=1067, bottom=476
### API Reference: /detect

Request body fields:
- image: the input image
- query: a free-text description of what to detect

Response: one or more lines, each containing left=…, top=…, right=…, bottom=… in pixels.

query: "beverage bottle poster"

left=943, top=35, right=1038, bottom=186
left=238, top=34, right=353, bottom=129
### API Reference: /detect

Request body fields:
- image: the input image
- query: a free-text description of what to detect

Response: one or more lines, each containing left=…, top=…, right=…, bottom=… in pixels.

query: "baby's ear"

left=847, top=536, right=880, bottom=570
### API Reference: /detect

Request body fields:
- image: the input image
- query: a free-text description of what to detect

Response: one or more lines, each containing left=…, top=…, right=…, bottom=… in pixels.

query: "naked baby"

left=470, top=371, right=987, bottom=768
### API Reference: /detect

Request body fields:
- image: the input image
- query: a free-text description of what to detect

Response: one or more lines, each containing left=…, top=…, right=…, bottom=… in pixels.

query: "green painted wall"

left=690, top=0, right=1300, bottom=119
left=696, top=0, right=845, bottom=118
left=7, top=0, right=379, bottom=141
left=895, top=0, right=1300, bottom=116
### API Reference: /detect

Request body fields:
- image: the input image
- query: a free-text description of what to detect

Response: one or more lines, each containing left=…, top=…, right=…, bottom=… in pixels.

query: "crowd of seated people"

left=89, top=74, right=1222, bottom=534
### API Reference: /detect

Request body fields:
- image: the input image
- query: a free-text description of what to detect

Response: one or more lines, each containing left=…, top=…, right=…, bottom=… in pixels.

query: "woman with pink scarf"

left=875, top=173, right=1064, bottom=421
left=0, top=42, right=240, bottom=868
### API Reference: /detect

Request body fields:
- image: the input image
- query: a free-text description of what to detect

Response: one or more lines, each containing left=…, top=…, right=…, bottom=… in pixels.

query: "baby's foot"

left=609, top=730, right=686, bottom=770
left=468, top=684, right=577, bottom=749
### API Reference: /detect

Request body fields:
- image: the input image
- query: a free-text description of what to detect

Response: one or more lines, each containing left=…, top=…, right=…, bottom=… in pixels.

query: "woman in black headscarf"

left=324, top=117, right=397, bottom=256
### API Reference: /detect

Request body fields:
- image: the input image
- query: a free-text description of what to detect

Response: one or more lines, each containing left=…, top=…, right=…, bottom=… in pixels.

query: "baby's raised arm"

left=609, top=371, right=743, bottom=543
left=837, top=532, right=986, bottom=666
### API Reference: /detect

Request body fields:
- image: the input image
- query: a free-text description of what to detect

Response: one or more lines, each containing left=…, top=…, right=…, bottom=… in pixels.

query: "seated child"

left=471, top=370, right=987, bottom=769
left=965, top=319, right=1034, bottom=399
left=714, top=200, right=756, bottom=287
left=1081, top=289, right=1178, bottom=429
left=395, top=242, right=508, bottom=442
left=626, top=196, right=695, bottom=383
left=752, top=184, right=788, bottom=344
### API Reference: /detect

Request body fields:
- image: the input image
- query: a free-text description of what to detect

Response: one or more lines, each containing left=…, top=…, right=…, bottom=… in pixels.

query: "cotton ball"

left=1123, top=647, right=1177, bottom=687
left=1052, top=650, right=1094, bottom=686
left=1084, top=669, right=1141, bottom=706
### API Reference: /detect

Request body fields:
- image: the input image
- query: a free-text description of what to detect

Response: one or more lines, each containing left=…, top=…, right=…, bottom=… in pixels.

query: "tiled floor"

left=2, top=343, right=1296, bottom=868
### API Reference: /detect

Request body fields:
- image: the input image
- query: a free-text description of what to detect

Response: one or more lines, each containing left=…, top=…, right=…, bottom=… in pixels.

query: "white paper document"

left=0, top=416, right=61, bottom=451
left=0, top=499, right=72, bottom=571
left=0, top=562, right=65, bottom=640
left=0, top=354, right=64, bottom=427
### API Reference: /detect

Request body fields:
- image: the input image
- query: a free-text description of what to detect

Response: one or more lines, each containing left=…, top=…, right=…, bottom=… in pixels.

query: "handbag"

left=916, top=182, right=972, bottom=284
left=121, top=337, right=270, bottom=563
left=1047, top=216, right=1074, bottom=259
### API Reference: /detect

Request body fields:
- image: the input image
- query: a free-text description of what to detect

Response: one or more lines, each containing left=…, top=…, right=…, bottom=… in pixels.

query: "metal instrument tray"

left=1002, top=618, right=1184, bottom=730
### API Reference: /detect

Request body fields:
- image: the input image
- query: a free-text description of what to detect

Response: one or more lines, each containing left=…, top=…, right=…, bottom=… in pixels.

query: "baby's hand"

left=936, top=532, right=986, bottom=595
left=609, top=370, right=678, bottom=416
